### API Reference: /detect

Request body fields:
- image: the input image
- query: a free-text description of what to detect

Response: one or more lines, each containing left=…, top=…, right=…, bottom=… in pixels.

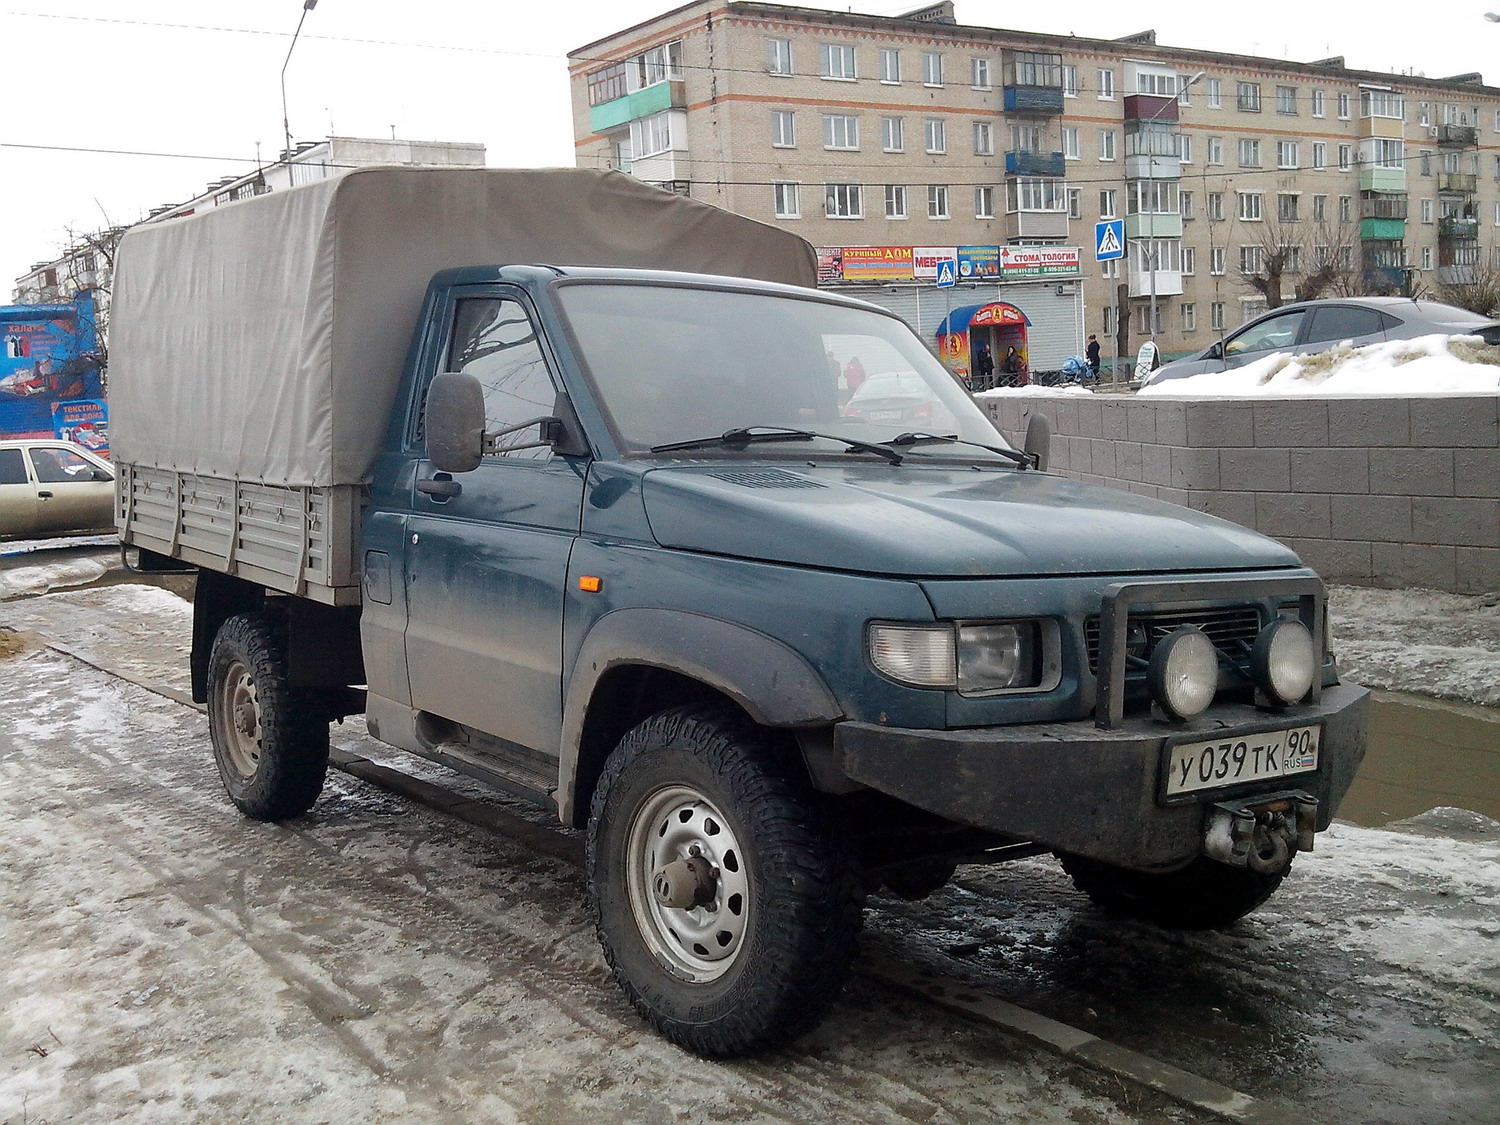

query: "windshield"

left=555, top=282, right=1016, bottom=458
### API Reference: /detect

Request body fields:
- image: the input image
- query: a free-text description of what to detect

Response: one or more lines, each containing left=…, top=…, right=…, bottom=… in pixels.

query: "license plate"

left=1164, top=725, right=1320, bottom=796
left=865, top=409, right=903, bottom=421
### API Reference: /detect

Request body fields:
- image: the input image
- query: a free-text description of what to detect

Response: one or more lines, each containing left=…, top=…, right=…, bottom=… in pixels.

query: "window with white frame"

left=768, top=38, right=792, bottom=75
left=1062, top=65, right=1078, bottom=97
left=1313, top=194, right=1327, bottom=221
left=1338, top=144, right=1353, bottom=171
left=773, top=182, right=800, bottom=218
left=1240, top=245, right=1264, bottom=273
left=1421, top=246, right=1433, bottom=270
left=1207, top=191, right=1224, bottom=220
left=885, top=184, right=907, bottom=219
left=1097, top=68, right=1115, bottom=99
left=1128, top=179, right=1178, bottom=215
left=1206, top=77, right=1222, bottom=107
left=1277, top=140, right=1299, bottom=168
left=1062, top=126, right=1080, bottom=159
left=1207, top=135, right=1223, bottom=164
left=823, top=114, right=859, bottom=150
left=1181, top=302, right=1196, bottom=331
left=1238, top=191, right=1263, bottom=220
left=1008, top=177, right=1066, bottom=211
left=1237, top=82, right=1261, bottom=112
left=1137, top=71, right=1178, bottom=96
left=1129, top=238, right=1180, bottom=275
left=630, top=112, right=672, bottom=158
left=1312, top=142, right=1326, bottom=170
left=1180, top=190, right=1194, bottom=219
left=1099, top=129, right=1117, bottom=160
left=1067, top=187, right=1082, bottom=219
left=925, top=118, right=946, bottom=153
left=923, top=51, right=943, bottom=86
left=1238, top=138, right=1262, bottom=167
left=1276, top=85, right=1297, bottom=114
left=1312, top=89, right=1325, bottom=117
left=1278, top=193, right=1299, bottom=222
left=879, top=48, right=901, bottom=83
left=882, top=116, right=904, bottom=152
left=973, top=121, right=993, bottom=156
left=1098, top=188, right=1117, bottom=218
left=1367, top=138, right=1403, bottom=169
left=1103, top=306, right=1114, bottom=335
left=1179, top=134, right=1193, bottom=163
left=639, top=42, right=682, bottom=85
left=1339, top=195, right=1352, bottom=222
left=1182, top=246, right=1196, bottom=274
left=1495, top=200, right=1500, bottom=225
left=1419, top=150, right=1433, bottom=176
left=1178, top=75, right=1195, bottom=105
left=1211, top=246, right=1226, bottom=274
left=772, top=110, right=795, bottom=148
left=825, top=183, right=862, bottom=218
left=882, top=183, right=906, bottom=219
left=820, top=43, right=856, bottom=80
left=1421, top=197, right=1434, bottom=223
left=1337, top=92, right=1351, bottom=119
left=1101, top=257, right=1119, bottom=279
left=928, top=184, right=950, bottom=219
left=1360, top=89, right=1404, bottom=118
left=1210, top=301, right=1226, bottom=330
left=976, top=185, right=995, bottom=218
left=971, top=57, right=992, bottom=89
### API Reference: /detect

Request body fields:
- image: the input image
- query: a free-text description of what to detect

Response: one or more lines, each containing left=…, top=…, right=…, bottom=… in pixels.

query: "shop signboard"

left=958, top=246, right=1001, bottom=278
left=996, top=246, right=1081, bottom=279
left=816, top=247, right=844, bottom=283
left=912, top=246, right=958, bottom=280
left=839, top=246, right=914, bottom=282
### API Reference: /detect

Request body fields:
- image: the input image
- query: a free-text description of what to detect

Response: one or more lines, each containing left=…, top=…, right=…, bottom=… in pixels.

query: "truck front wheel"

left=1058, top=853, right=1287, bottom=930
left=206, top=612, right=329, bottom=821
left=587, top=704, right=863, bottom=1057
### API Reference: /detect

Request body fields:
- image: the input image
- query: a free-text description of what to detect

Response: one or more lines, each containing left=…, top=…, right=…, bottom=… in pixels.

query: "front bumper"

left=834, top=682, right=1369, bottom=870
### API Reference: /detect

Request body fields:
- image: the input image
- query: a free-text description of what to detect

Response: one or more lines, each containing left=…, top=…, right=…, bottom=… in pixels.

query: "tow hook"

left=1203, top=792, right=1318, bottom=875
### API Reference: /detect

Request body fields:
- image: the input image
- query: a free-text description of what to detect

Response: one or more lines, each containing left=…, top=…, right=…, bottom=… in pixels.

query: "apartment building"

left=569, top=1, right=1500, bottom=374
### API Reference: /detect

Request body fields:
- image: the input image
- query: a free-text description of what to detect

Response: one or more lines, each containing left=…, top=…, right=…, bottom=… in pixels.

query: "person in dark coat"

left=1085, top=334, right=1101, bottom=379
left=974, top=344, right=994, bottom=388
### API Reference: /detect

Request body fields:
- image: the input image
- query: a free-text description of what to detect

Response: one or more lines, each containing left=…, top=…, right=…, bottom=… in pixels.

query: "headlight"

left=1251, top=618, right=1316, bottom=706
left=868, top=621, right=1045, bottom=693
left=1147, top=626, right=1219, bottom=720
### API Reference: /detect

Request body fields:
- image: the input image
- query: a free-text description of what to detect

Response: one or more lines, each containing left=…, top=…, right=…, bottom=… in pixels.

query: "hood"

left=641, top=462, right=1301, bottom=577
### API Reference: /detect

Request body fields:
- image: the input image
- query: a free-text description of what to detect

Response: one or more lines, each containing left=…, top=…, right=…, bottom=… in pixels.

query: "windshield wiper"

left=652, top=426, right=903, bottom=464
left=887, top=431, right=1034, bottom=469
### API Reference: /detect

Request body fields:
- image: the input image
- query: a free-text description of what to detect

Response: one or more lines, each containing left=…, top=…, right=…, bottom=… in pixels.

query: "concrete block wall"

left=980, top=393, right=1500, bottom=595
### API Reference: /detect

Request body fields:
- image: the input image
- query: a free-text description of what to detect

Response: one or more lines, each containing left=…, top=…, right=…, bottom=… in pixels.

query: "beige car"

left=0, top=439, right=116, bottom=540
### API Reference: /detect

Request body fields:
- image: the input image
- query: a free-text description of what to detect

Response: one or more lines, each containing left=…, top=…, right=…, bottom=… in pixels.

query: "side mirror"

left=1205, top=341, right=1225, bottom=360
left=1023, top=412, right=1051, bottom=472
left=425, top=372, right=485, bottom=473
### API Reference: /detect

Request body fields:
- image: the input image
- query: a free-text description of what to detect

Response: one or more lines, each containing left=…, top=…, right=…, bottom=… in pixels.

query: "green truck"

left=111, top=167, right=1367, bottom=1057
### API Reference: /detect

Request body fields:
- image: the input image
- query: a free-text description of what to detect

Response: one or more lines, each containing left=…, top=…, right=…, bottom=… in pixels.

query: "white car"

left=0, top=439, right=116, bottom=540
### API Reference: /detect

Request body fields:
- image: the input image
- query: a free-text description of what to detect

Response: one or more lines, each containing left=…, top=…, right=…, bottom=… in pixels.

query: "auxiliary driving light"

left=1147, top=626, right=1219, bottom=720
left=1250, top=618, right=1317, bottom=706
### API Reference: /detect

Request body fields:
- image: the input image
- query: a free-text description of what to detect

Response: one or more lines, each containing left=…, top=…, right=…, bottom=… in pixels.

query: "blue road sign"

left=1095, top=220, right=1125, bottom=262
left=935, top=259, right=957, bottom=288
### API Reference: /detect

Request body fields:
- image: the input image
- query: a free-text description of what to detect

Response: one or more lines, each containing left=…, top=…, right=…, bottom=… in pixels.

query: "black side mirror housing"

left=425, top=372, right=485, bottom=473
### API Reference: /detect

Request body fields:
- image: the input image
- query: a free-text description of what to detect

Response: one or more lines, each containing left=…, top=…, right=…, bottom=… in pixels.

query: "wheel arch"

left=558, top=609, right=843, bottom=828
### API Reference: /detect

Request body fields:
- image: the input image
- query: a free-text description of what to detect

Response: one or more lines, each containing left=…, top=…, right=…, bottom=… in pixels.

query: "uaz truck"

left=111, top=168, right=1367, bottom=1057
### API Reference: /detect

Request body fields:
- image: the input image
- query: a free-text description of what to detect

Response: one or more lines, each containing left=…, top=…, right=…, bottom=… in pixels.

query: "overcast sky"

left=3, top=0, right=1496, bottom=292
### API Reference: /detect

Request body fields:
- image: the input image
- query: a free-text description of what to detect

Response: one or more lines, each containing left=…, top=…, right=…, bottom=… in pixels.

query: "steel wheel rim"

left=625, top=784, right=751, bottom=983
left=216, top=658, right=263, bottom=779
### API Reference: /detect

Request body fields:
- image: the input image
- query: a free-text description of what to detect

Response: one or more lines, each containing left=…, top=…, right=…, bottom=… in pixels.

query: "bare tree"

left=1431, top=249, right=1500, bottom=317
left=1239, top=209, right=1362, bottom=308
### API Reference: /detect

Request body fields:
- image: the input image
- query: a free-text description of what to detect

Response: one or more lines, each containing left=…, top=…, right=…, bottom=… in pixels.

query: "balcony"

left=1439, top=216, right=1480, bottom=240
left=1122, top=93, right=1177, bottom=123
left=1125, top=213, right=1183, bottom=239
left=1127, top=267, right=1184, bottom=298
left=1438, top=265, right=1478, bottom=286
left=1435, top=123, right=1478, bottom=148
left=1359, top=192, right=1408, bottom=220
left=1000, top=210, right=1069, bottom=240
left=1003, top=85, right=1065, bottom=115
left=1437, top=172, right=1478, bottom=194
left=1359, top=167, right=1406, bottom=193
left=1360, top=217, right=1406, bottom=241
left=588, top=80, right=686, bottom=133
left=1004, top=150, right=1065, bottom=177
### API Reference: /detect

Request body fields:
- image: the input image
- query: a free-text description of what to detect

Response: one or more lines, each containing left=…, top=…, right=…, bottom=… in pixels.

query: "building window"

left=1239, top=191, right=1263, bottom=221
left=925, top=118, right=947, bottom=154
left=1182, top=247, right=1196, bottom=275
left=976, top=185, right=996, bottom=218
left=1361, top=89, right=1404, bottom=119
left=1067, top=187, right=1082, bottom=219
left=1421, top=246, right=1433, bottom=270
left=1313, top=194, right=1327, bottom=221
left=971, top=57, right=992, bottom=89
left=1240, top=245, right=1263, bottom=274
left=1211, top=246, right=1226, bottom=274
left=587, top=62, right=630, bottom=106
left=1128, top=179, right=1178, bottom=216
left=1277, top=141, right=1300, bottom=169
left=1097, top=68, right=1115, bottom=99
left=772, top=110, right=795, bottom=148
left=1276, top=86, right=1298, bottom=115
left=1179, top=134, right=1193, bottom=163
left=820, top=43, right=856, bottom=80
left=1103, top=306, right=1114, bottom=335
left=1370, top=138, right=1404, bottom=169
left=1210, top=301, right=1226, bottom=330
left=1238, top=138, right=1262, bottom=167
left=1008, top=177, right=1066, bottom=212
left=1099, top=129, right=1117, bottom=160
left=1101, top=257, right=1119, bottom=280
left=1207, top=191, right=1225, bottom=221
left=773, top=182, right=801, bottom=218
left=1207, top=136, right=1223, bottom=165
left=825, top=183, right=863, bottom=218
left=1180, top=190, right=1195, bottom=219
left=1278, top=193, right=1300, bottom=222
left=1339, top=195, right=1352, bottom=222
left=973, top=121, right=994, bottom=156
left=1421, top=150, right=1433, bottom=176
left=1062, top=65, right=1079, bottom=97
left=928, top=184, right=950, bottom=219
left=1181, top=302, right=1196, bottom=332
left=882, top=116, right=904, bottom=153
left=638, top=42, right=682, bottom=86
left=1237, top=82, right=1261, bottom=112
left=1206, top=77, right=1222, bottom=108
left=1098, top=188, right=1117, bottom=218
left=1062, top=126, right=1080, bottom=160
left=1177, top=75, right=1195, bottom=105
left=923, top=51, right=943, bottom=86
left=885, top=184, right=907, bottom=219
left=1312, top=142, right=1327, bottom=170
left=1312, top=89, right=1325, bottom=117
left=823, top=114, right=859, bottom=150
left=1337, top=92, right=1351, bottom=119
left=879, top=48, right=901, bottom=83
left=630, top=112, right=672, bottom=158
left=1421, top=197, right=1434, bottom=223
left=1338, top=144, right=1353, bottom=171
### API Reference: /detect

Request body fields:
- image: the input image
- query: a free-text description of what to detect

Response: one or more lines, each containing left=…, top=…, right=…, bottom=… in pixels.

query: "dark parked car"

left=1143, top=297, right=1500, bottom=386
left=0, top=439, right=115, bottom=540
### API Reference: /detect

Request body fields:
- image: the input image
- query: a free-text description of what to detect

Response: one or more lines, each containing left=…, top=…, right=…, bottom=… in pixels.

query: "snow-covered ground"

left=1137, top=333, right=1499, bottom=397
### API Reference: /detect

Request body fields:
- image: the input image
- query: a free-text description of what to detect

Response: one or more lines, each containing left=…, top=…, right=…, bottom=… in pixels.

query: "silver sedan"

left=0, top=439, right=116, bottom=540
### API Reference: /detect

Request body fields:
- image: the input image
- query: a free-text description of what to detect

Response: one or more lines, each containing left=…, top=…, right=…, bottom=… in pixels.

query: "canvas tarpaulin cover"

left=109, top=166, right=818, bottom=486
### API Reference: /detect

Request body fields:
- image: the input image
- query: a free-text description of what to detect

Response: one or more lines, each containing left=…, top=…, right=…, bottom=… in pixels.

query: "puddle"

left=1337, top=690, right=1500, bottom=826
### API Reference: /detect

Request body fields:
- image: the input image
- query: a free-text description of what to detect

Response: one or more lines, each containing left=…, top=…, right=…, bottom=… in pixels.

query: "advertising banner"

left=839, top=246, right=914, bottom=282
left=816, top=247, right=844, bottom=284
left=996, top=246, right=1081, bottom=278
left=957, top=246, right=1001, bottom=278
left=912, top=246, right=958, bottom=280
left=0, top=295, right=103, bottom=442
left=52, top=398, right=110, bottom=456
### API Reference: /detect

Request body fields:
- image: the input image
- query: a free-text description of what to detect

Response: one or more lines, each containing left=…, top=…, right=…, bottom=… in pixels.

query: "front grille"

left=1085, top=605, right=1264, bottom=674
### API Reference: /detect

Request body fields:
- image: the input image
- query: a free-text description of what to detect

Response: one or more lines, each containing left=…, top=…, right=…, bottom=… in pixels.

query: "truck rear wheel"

left=206, top=612, right=329, bottom=821
left=1058, top=853, right=1287, bottom=930
left=587, top=704, right=863, bottom=1057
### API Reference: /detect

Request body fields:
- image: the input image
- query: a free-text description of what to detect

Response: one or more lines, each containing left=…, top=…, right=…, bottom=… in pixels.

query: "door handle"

left=416, top=477, right=461, bottom=499
left=37, top=490, right=54, bottom=499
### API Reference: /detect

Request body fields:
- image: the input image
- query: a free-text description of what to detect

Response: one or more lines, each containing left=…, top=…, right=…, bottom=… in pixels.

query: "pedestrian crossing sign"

left=935, top=259, right=957, bottom=288
left=1095, top=220, right=1125, bottom=262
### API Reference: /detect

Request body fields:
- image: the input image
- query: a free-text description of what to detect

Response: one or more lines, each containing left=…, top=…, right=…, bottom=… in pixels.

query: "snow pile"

left=1139, top=333, right=1500, bottom=396
left=0, top=557, right=110, bottom=601
left=974, top=383, right=1093, bottom=398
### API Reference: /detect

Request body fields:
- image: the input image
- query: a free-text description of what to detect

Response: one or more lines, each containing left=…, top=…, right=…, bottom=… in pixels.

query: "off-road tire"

left=587, top=704, right=863, bottom=1058
left=1058, top=852, right=1288, bottom=930
left=206, top=612, right=329, bottom=821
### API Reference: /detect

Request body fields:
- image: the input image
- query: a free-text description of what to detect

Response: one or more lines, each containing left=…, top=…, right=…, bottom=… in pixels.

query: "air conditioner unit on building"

left=1428, top=126, right=1440, bottom=138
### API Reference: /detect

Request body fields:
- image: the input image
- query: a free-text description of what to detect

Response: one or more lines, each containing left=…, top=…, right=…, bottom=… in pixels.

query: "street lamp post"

left=280, top=0, right=320, bottom=170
